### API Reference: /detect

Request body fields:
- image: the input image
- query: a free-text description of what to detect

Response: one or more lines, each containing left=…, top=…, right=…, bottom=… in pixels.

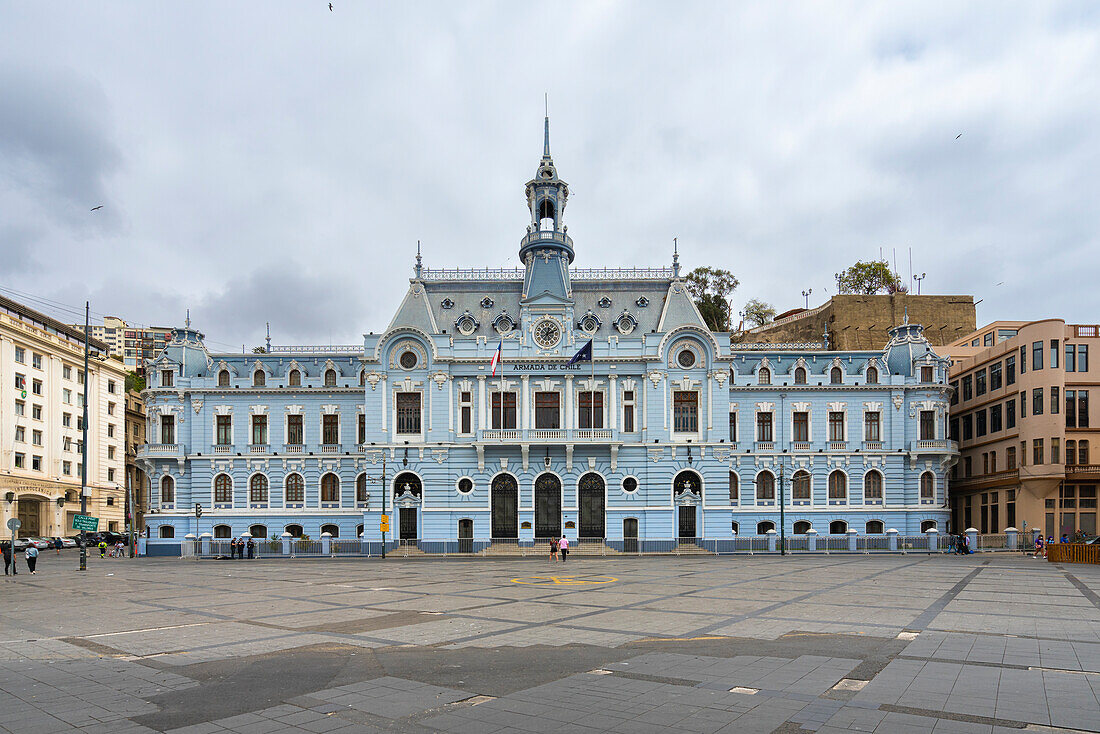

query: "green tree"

left=834, top=260, right=905, bottom=295
left=252, top=346, right=267, bottom=354
left=125, top=370, right=145, bottom=393
left=685, top=266, right=739, bottom=331
left=742, top=298, right=777, bottom=328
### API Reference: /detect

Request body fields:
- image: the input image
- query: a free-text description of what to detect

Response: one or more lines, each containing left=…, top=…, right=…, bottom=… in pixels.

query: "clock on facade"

left=532, top=318, right=562, bottom=349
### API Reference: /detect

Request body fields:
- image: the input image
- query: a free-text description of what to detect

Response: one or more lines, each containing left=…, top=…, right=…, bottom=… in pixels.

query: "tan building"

left=74, top=317, right=172, bottom=377
left=1, top=294, right=128, bottom=537
left=125, top=389, right=147, bottom=533
left=944, top=320, right=1098, bottom=538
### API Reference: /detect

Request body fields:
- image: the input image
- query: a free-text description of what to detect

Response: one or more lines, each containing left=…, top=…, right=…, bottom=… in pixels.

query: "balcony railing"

left=477, top=428, right=617, bottom=442
left=212, top=444, right=232, bottom=454
left=791, top=442, right=812, bottom=451
left=248, top=444, right=269, bottom=454
left=863, top=441, right=883, bottom=451
left=911, top=439, right=959, bottom=452
left=952, top=469, right=1020, bottom=488
left=828, top=441, right=847, bottom=451
left=1067, top=464, right=1100, bottom=475
left=319, top=444, right=342, bottom=453
left=754, top=441, right=774, bottom=451
left=284, top=444, right=304, bottom=454
left=138, top=443, right=181, bottom=457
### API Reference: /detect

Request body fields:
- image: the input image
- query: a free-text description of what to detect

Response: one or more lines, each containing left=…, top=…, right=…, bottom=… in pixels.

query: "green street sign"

left=72, top=514, right=99, bottom=532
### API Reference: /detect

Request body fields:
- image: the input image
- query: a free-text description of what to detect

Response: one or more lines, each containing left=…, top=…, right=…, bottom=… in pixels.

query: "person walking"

left=25, top=544, right=39, bottom=574
left=246, top=537, right=255, bottom=559
left=1034, top=534, right=1044, bottom=558
left=548, top=536, right=558, bottom=563
left=558, top=535, right=569, bottom=562
left=53, top=537, right=63, bottom=555
left=98, top=540, right=108, bottom=558
left=2, top=541, right=16, bottom=575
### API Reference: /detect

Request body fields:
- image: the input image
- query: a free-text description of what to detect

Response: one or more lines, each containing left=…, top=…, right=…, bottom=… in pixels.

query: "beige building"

left=125, top=389, right=147, bottom=533
left=944, top=320, right=1098, bottom=538
left=74, top=316, right=172, bottom=377
left=1, top=294, right=128, bottom=537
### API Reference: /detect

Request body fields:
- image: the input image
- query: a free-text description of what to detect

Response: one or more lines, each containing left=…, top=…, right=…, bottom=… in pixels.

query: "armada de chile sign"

left=508, top=362, right=583, bottom=372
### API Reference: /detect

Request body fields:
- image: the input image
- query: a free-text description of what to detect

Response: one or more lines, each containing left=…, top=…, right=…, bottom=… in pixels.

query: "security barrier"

left=1046, top=543, right=1100, bottom=564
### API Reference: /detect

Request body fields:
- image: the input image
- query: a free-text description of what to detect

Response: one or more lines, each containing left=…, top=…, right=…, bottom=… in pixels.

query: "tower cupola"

left=520, top=115, right=573, bottom=265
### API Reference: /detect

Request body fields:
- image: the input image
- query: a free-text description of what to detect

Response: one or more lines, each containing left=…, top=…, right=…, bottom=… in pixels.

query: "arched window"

left=356, top=474, right=369, bottom=503
left=285, top=524, right=303, bottom=538
left=249, top=474, right=269, bottom=503
left=321, top=473, right=340, bottom=503
left=864, top=470, right=883, bottom=502
left=792, top=470, right=811, bottom=502
left=214, top=473, right=232, bottom=503
left=758, top=367, right=771, bottom=385
left=828, top=471, right=847, bottom=503
left=757, top=520, right=775, bottom=535
left=218, top=370, right=230, bottom=387
left=756, top=471, right=775, bottom=501
left=866, top=366, right=879, bottom=384
left=253, top=369, right=266, bottom=387
left=920, top=472, right=935, bottom=501
left=793, top=520, right=812, bottom=534
left=285, top=473, right=304, bottom=503
left=728, top=471, right=739, bottom=503
left=320, top=523, right=339, bottom=537
left=288, top=369, right=301, bottom=387
left=213, top=525, right=231, bottom=538
left=324, top=369, right=337, bottom=387
left=249, top=524, right=268, bottom=539
left=794, top=366, right=807, bottom=384
left=359, top=370, right=366, bottom=387
left=829, top=520, right=848, bottom=535
left=865, top=520, right=884, bottom=534
left=830, top=366, right=843, bottom=384
left=160, top=476, right=175, bottom=503
left=159, top=525, right=175, bottom=538
left=920, top=520, right=938, bottom=532
left=731, top=521, right=739, bottom=535
left=356, top=523, right=364, bottom=538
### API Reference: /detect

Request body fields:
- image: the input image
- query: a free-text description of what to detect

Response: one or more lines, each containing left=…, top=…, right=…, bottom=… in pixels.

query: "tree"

left=125, top=370, right=145, bottom=393
left=834, top=260, right=905, bottom=295
left=742, top=298, right=777, bottom=328
left=251, top=346, right=267, bottom=354
left=685, top=266, right=739, bottom=331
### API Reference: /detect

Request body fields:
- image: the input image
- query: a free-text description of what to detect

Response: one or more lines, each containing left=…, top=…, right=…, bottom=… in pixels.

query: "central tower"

left=520, top=116, right=574, bottom=303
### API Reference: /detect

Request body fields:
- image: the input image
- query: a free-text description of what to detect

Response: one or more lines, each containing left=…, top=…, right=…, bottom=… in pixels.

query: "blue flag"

left=567, top=339, right=593, bottom=366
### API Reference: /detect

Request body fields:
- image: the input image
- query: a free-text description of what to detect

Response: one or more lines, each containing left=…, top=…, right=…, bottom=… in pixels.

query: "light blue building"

left=139, top=119, right=956, bottom=550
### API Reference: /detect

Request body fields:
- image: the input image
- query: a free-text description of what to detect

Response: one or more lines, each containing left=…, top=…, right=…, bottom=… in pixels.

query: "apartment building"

left=945, top=320, right=1098, bottom=538
left=74, top=317, right=172, bottom=376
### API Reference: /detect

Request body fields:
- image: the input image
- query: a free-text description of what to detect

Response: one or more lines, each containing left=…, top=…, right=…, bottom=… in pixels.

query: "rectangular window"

left=216, top=415, right=232, bottom=445
left=396, top=393, right=421, bottom=435
left=460, top=405, right=472, bottom=434
left=950, top=381, right=959, bottom=405
left=1033, top=341, right=1043, bottom=370
left=1051, top=339, right=1059, bottom=369
left=1066, top=343, right=1076, bottom=371
left=323, top=412, right=342, bottom=443
left=725, top=411, right=734, bottom=442
left=14, top=426, right=24, bottom=442
left=491, top=392, right=519, bottom=429
left=161, top=369, right=174, bottom=387
left=964, top=456, right=972, bottom=477
left=160, top=415, right=175, bottom=444
left=577, top=391, right=604, bottom=429
left=1068, top=440, right=1077, bottom=465
left=63, top=461, right=72, bottom=475
left=108, top=379, right=117, bottom=394
left=983, top=452, right=989, bottom=475
left=1080, top=390, right=1090, bottom=427
left=1007, top=445, right=1016, bottom=470
left=14, top=347, right=24, bottom=363
left=864, top=412, right=881, bottom=442
left=1033, top=387, right=1044, bottom=415
left=949, top=417, right=959, bottom=441
left=357, top=414, right=366, bottom=445
left=673, top=391, right=698, bottom=433
left=107, top=423, right=115, bottom=437
left=1006, top=355, right=1016, bottom=385
left=63, top=436, right=71, bottom=451
left=63, top=388, right=71, bottom=404
left=1052, top=438, right=1061, bottom=465
left=287, top=414, right=303, bottom=444
left=919, top=410, right=935, bottom=441
left=32, top=353, right=42, bottom=369
left=32, top=455, right=42, bottom=472
left=107, top=401, right=115, bottom=416
left=32, top=404, right=41, bottom=420
left=990, top=362, right=1002, bottom=390
left=32, top=379, right=42, bottom=396
left=828, top=411, right=845, bottom=442
left=921, top=365, right=934, bottom=383
left=793, top=411, right=809, bottom=442
left=975, top=369, right=986, bottom=396
left=535, top=392, right=560, bottom=429
left=1021, top=390, right=1026, bottom=416
left=962, top=375, right=973, bottom=401
left=63, top=365, right=71, bottom=380
left=623, top=391, right=636, bottom=434
left=756, top=412, right=773, bottom=442
left=975, top=409, right=986, bottom=437
left=1052, top=386, right=1060, bottom=414
left=1033, top=438, right=1044, bottom=465
left=1021, top=345, right=1027, bottom=373
left=1067, top=389, right=1076, bottom=427
left=14, top=453, right=25, bottom=469
left=990, top=404, right=1002, bottom=433
left=962, top=414, right=973, bottom=441
left=107, top=445, right=115, bottom=459
left=1021, top=440, right=1027, bottom=466
left=14, top=400, right=24, bottom=416
left=1079, top=344, right=1089, bottom=372
left=252, top=416, right=267, bottom=445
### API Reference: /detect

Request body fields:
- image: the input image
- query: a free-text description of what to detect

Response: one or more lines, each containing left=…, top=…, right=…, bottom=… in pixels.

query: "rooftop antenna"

left=414, top=240, right=423, bottom=279
left=672, top=237, right=680, bottom=278
left=265, top=322, right=271, bottom=352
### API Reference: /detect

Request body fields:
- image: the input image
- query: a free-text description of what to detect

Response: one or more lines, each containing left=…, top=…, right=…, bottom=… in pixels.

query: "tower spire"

left=414, top=240, right=423, bottom=279
left=543, top=114, right=551, bottom=158
left=672, top=237, right=681, bottom=278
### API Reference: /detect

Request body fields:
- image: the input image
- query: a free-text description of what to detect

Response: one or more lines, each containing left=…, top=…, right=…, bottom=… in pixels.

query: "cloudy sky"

left=2, top=2, right=1098, bottom=351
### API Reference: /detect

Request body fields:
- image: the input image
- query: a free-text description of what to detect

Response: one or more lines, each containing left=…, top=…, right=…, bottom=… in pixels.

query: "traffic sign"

left=6, top=518, right=20, bottom=532
left=380, top=514, right=390, bottom=533
left=72, top=514, right=100, bottom=532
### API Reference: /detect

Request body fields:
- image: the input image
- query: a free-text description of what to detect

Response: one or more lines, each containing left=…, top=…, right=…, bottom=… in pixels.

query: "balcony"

left=248, top=444, right=269, bottom=454
left=754, top=441, right=774, bottom=451
left=791, top=442, right=812, bottom=452
left=1066, top=464, right=1100, bottom=476
left=910, top=439, right=959, bottom=453
left=477, top=428, right=617, bottom=443
left=212, top=444, right=233, bottom=454
left=828, top=441, right=847, bottom=451
left=284, top=443, right=305, bottom=454
left=862, top=441, right=883, bottom=451
left=319, top=444, right=342, bottom=453
left=138, top=443, right=181, bottom=458
left=951, top=468, right=1019, bottom=489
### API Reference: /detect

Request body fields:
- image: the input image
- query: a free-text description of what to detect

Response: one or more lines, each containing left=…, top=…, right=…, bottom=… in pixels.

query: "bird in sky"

left=955, top=133, right=962, bottom=139
left=328, top=3, right=333, bottom=10
left=90, top=205, right=104, bottom=211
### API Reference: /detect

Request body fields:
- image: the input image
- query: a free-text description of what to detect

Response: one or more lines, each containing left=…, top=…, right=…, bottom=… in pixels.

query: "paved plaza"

left=2, top=553, right=1099, bottom=733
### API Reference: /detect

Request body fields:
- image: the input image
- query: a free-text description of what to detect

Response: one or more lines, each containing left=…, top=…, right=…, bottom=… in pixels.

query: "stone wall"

left=734, top=294, right=976, bottom=350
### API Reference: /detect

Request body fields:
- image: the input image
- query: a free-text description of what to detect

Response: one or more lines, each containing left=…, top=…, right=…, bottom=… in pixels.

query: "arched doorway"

left=578, top=473, right=606, bottom=539
left=17, top=495, right=45, bottom=537
left=392, top=472, right=422, bottom=541
left=534, top=473, right=562, bottom=539
left=491, top=474, right=518, bottom=539
left=673, top=470, right=702, bottom=539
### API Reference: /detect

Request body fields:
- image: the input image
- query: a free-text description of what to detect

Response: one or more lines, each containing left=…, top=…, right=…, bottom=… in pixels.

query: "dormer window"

left=288, top=369, right=301, bottom=386
left=597, top=297, right=612, bottom=309
left=635, top=296, right=650, bottom=308
left=866, top=366, right=879, bottom=384
left=217, top=370, right=230, bottom=387
left=253, top=370, right=266, bottom=387
left=794, top=367, right=807, bottom=384
left=578, top=312, right=601, bottom=335
left=921, top=365, right=934, bottom=383
left=830, top=366, right=843, bottom=384
left=161, top=369, right=174, bottom=388
left=480, top=297, right=494, bottom=309
left=758, top=367, right=770, bottom=385
left=455, top=311, right=479, bottom=336
left=324, top=369, right=337, bottom=386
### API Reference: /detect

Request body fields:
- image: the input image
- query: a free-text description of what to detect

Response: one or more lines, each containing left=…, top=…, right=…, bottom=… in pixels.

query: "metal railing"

left=1046, top=543, right=1100, bottom=564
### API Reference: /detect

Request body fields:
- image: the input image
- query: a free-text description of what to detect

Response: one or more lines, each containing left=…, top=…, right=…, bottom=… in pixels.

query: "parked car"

left=12, top=538, right=30, bottom=551
left=55, top=537, right=77, bottom=548
left=28, top=538, right=53, bottom=549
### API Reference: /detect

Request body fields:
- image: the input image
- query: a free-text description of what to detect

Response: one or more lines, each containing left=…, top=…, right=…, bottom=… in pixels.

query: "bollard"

left=136, top=537, right=147, bottom=556
left=926, top=527, right=939, bottom=553
left=199, top=532, right=212, bottom=557
left=806, top=528, right=818, bottom=552
left=766, top=528, right=777, bottom=553
left=1005, top=526, right=1018, bottom=550
left=281, top=531, right=291, bottom=556
left=886, top=528, right=898, bottom=552
left=321, top=532, right=332, bottom=556
left=966, top=528, right=978, bottom=554
left=182, top=533, right=196, bottom=558
left=847, top=529, right=858, bottom=552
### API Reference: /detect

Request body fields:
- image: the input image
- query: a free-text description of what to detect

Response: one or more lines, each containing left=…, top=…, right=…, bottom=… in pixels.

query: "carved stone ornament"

left=431, top=371, right=449, bottom=389
left=365, top=372, right=382, bottom=391
left=647, top=370, right=664, bottom=388
left=191, top=399, right=203, bottom=414
left=892, top=394, right=905, bottom=411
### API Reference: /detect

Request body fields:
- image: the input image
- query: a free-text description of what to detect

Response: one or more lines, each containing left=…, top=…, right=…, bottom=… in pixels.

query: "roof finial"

left=265, top=322, right=271, bottom=352
left=543, top=95, right=551, bottom=158
left=904, top=304, right=909, bottom=325
left=185, top=308, right=190, bottom=329
left=672, top=237, right=681, bottom=278
left=414, top=240, right=423, bottom=279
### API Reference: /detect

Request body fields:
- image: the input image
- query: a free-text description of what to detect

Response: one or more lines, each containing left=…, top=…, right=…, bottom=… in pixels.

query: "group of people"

left=548, top=535, right=570, bottom=562
left=949, top=533, right=972, bottom=554
left=228, top=537, right=255, bottom=559
left=2, top=541, right=38, bottom=575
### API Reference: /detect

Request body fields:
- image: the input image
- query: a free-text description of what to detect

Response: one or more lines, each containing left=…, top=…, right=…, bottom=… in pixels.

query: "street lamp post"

left=79, top=302, right=90, bottom=572
left=778, top=392, right=786, bottom=556
left=802, top=289, right=812, bottom=309
left=362, top=454, right=388, bottom=558
left=913, top=273, right=926, bottom=295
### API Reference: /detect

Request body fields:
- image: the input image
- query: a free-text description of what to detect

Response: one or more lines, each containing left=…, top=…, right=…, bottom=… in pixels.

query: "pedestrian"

left=549, top=536, right=558, bottom=563
left=2, top=542, right=15, bottom=575
left=558, top=535, right=569, bottom=562
left=1034, top=534, right=1044, bottom=558
left=98, top=540, right=108, bottom=558
left=25, top=544, right=39, bottom=574
left=53, top=537, right=62, bottom=555
left=230, top=538, right=238, bottom=558
left=246, top=537, right=255, bottom=559
left=1060, top=533, right=1070, bottom=544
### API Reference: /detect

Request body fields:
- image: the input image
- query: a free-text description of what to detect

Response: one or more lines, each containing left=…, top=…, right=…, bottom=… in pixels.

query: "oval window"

left=677, top=350, right=696, bottom=368
left=622, top=477, right=638, bottom=493
left=399, top=351, right=418, bottom=369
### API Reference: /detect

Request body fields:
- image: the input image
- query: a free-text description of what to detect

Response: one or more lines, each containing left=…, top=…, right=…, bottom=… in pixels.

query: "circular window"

left=622, top=477, right=638, bottom=493
left=456, top=314, right=478, bottom=336
left=677, top=349, right=696, bottom=368
left=457, top=477, right=474, bottom=494
left=399, top=351, right=418, bottom=369
left=580, top=315, right=600, bottom=334
left=533, top=318, right=562, bottom=349
left=616, top=315, right=635, bottom=335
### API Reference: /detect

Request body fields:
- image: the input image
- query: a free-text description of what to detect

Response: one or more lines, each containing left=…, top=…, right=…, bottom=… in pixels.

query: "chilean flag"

left=490, top=339, right=503, bottom=376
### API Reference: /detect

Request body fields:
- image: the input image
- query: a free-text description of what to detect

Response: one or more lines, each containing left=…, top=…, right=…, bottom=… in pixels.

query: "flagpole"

left=590, top=341, right=595, bottom=431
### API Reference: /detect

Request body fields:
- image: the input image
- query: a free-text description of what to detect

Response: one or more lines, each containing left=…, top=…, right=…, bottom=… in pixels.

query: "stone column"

left=609, top=375, right=618, bottom=431
left=477, top=375, right=486, bottom=431
left=321, top=532, right=332, bottom=555
left=281, top=531, right=291, bottom=555
left=766, top=528, right=777, bottom=553
left=199, top=532, right=212, bottom=557
left=886, top=528, right=898, bottom=552
left=847, top=529, right=858, bottom=552
left=521, top=375, right=530, bottom=430
left=926, top=527, right=940, bottom=552
left=806, top=528, right=818, bottom=552
left=966, top=527, right=978, bottom=553
left=564, top=375, right=574, bottom=430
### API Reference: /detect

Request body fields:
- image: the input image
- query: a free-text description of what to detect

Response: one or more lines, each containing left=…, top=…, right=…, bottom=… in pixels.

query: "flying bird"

left=329, top=3, right=333, bottom=9
left=955, top=133, right=962, bottom=139
left=90, top=205, right=104, bottom=211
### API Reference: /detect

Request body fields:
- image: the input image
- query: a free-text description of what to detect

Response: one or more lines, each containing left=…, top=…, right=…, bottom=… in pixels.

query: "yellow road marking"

left=511, top=575, right=618, bottom=586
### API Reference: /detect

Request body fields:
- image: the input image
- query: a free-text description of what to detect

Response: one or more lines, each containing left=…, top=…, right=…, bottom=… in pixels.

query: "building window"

left=161, top=476, right=175, bottom=503
left=160, top=415, right=175, bottom=444
left=866, top=520, right=884, bottom=534
left=492, top=391, right=519, bottom=429
left=161, top=369, right=174, bottom=387
left=356, top=474, right=369, bottom=504
left=861, top=412, right=880, bottom=443
left=14, top=426, right=24, bottom=442
left=756, top=521, right=775, bottom=535
left=1080, top=440, right=1090, bottom=465
left=1052, top=386, right=1060, bottom=415
left=756, top=471, right=775, bottom=502
left=829, top=520, right=848, bottom=535
left=673, top=391, right=698, bottom=433
left=32, top=404, right=42, bottom=420
left=793, top=520, right=812, bottom=535
left=828, top=411, right=845, bottom=442
left=756, top=412, right=773, bottom=442
left=975, top=368, right=986, bottom=395
left=758, top=367, right=771, bottom=385
left=578, top=391, right=604, bottom=429
left=728, top=472, right=738, bottom=503
left=159, top=526, right=175, bottom=538
left=218, top=370, right=230, bottom=387
left=32, top=379, right=42, bottom=396
left=623, top=391, right=636, bottom=433
left=288, top=369, right=301, bottom=386
left=249, top=474, right=269, bottom=504
left=727, top=411, right=736, bottom=442
left=866, top=366, right=878, bottom=384
left=990, top=361, right=1002, bottom=390
left=950, top=381, right=959, bottom=405
left=535, top=392, right=560, bottom=429
left=793, top=411, right=809, bottom=442
left=794, top=366, right=807, bottom=384
left=322, top=413, right=340, bottom=444
left=920, top=472, right=934, bottom=502
left=14, top=453, right=25, bottom=469
left=14, top=346, right=24, bottom=363
left=923, top=365, right=935, bottom=383
left=106, top=444, right=114, bottom=459
left=396, top=392, right=421, bottom=434
left=731, top=521, right=739, bottom=535
left=62, top=461, right=71, bottom=475
left=828, top=471, right=847, bottom=503
left=976, top=410, right=986, bottom=438
left=1066, top=389, right=1076, bottom=427
left=359, top=370, right=366, bottom=386
left=864, top=470, right=883, bottom=502
left=1050, top=339, right=1060, bottom=369
left=216, top=415, right=232, bottom=445
left=1032, top=341, right=1043, bottom=370
left=321, top=473, right=340, bottom=503
left=1007, top=445, right=1016, bottom=470
left=991, top=404, right=1002, bottom=433
left=962, top=375, right=972, bottom=401
left=285, top=473, right=305, bottom=503
left=1006, top=398, right=1016, bottom=428
left=1033, top=438, right=1044, bottom=465
left=324, top=369, right=337, bottom=386
left=252, top=415, right=268, bottom=445
left=253, top=370, right=266, bottom=387
left=919, top=410, right=935, bottom=441
left=1033, top=387, right=1044, bottom=415
left=32, top=455, right=42, bottom=472
left=460, top=391, right=473, bottom=435
left=107, top=423, right=116, bottom=438
left=830, top=366, right=843, bottom=384
left=63, top=365, right=71, bottom=380
left=214, top=474, right=232, bottom=503
left=357, top=414, right=366, bottom=445
left=14, top=400, right=23, bottom=416
left=287, top=414, right=303, bottom=445
left=792, top=470, right=811, bottom=502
